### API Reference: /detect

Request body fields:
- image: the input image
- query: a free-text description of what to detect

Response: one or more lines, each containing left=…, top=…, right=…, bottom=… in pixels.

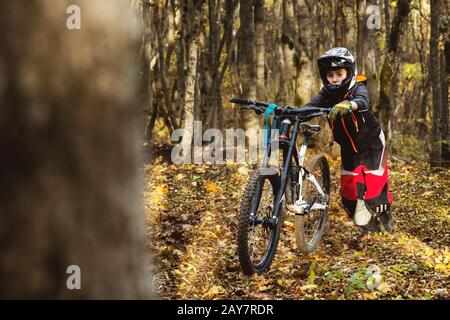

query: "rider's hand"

left=328, top=100, right=352, bottom=121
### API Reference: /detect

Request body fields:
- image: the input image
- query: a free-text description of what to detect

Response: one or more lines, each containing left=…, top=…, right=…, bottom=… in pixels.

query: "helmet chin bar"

left=328, top=84, right=340, bottom=89
left=322, top=65, right=357, bottom=95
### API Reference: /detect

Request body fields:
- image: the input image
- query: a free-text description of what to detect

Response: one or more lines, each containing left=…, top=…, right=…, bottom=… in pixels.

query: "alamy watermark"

left=366, top=4, right=381, bottom=30
left=170, top=121, right=281, bottom=165
left=66, top=5, right=81, bottom=30
left=66, top=265, right=81, bottom=290
left=64, top=4, right=380, bottom=31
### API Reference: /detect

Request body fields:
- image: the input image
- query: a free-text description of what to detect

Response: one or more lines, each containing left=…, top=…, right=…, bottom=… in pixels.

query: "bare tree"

left=238, top=0, right=259, bottom=130
left=254, top=0, right=266, bottom=101
left=279, top=0, right=297, bottom=105
left=379, top=0, right=411, bottom=143
left=181, top=0, right=204, bottom=162
left=429, top=0, right=445, bottom=166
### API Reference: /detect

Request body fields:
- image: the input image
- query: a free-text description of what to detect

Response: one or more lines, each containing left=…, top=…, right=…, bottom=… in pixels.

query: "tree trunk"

left=419, top=75, right=430, bottom=135
left=356, top=0, right=380, bottom=114
left=154, top=4, right=178, bottom=134
left=238, top=0, right=259, bottom=130
left=214, top=0, right=239, bottom=132
left=429, top=0, right=444, bottom=166
left=206, top=0, right=219, bottom=129
left=280, top=0, right=297, bottom=105
left=379, top=0, right=411, bottom=144
left=181, top=0, right=203, bottom=162
left=142, top=0, right=158, bottom=141
left=0, top=0, right=152, bottom=298
left=384, top=0, right=390, bottom=36
left=295, top=0, right=315, bottom=106
left=334, top=0, right=344, bottom=46
left=254, top=0, right=266, bottom=100
left=440, top=0, right=450, bottom=166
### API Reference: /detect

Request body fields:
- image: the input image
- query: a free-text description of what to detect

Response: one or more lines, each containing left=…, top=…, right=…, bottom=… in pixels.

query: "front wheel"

left=295, top=155, right=330, bottom=253
left=237, top=168, right=283, bottom=275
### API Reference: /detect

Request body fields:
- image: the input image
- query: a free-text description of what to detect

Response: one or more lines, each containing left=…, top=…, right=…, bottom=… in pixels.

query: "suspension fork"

left=249, top=119, right=280, bottom=221
left=270, top=117, right=301, bottom=222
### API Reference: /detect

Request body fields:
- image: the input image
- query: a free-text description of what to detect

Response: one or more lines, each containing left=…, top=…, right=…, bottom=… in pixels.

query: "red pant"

left=340, top=131, right=393, bottom=218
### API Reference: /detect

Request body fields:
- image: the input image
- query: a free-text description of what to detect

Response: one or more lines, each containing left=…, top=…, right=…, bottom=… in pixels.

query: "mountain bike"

left=230, top=98, right=331, bottom=275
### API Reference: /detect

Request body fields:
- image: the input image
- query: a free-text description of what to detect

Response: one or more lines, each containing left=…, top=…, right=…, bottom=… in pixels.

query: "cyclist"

left=303, top=47, right=393, bottom=233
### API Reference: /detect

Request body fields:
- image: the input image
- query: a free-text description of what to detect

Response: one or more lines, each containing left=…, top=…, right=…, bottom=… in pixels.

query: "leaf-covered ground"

left=144, top=157, right=449, bottom=300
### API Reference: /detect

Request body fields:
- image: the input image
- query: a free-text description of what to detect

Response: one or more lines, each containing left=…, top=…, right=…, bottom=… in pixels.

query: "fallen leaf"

left=300, top=284, right=317, bottom=291
left=362, top=293, right=376, bottom=300
left=377, top=282, right=391, bottom=294
left=205, top=180, right=220, bottom=193
left=205, top=285, right=224, bottom=297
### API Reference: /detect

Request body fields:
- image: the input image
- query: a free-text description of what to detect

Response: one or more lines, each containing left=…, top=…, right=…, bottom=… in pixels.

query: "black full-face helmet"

left=317, top=47, right=357, bottom=96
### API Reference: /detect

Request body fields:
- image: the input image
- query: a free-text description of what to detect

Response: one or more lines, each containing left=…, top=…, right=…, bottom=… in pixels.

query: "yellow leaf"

left=155, top=184, right=168, bottom=194
left=277, top=279, right=283, bottom=286
left=377, top=282, right=391, bottom=294
left=434, top=263, right=446, bottom=273
left=258, top=285, right=271, bottom=292
left=204, top=230, right=217, bottom=238
left=363, top=293, right=376, bottom=300
left=173, top=269, right=184, bottom=276
left=218, top=240, right=227, bottom=247
left=300, top=284, right=317, bottom=291
left=282, top=221, right=295, bottom=230
left=205, top=180, right=220, bottom=193
left=205, top=285, right=224, bottom=297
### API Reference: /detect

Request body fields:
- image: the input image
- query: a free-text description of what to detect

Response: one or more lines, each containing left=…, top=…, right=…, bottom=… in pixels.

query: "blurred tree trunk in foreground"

left=0, top=0, right=152, bottom=298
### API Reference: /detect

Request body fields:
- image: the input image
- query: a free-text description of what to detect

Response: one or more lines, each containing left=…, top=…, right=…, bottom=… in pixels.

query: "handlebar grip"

left=230, top=98, right=255, bottom=105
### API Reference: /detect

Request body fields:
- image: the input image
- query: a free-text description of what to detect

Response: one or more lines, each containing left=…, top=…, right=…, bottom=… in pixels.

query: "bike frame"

left=260, top=115, right=327, bottom=226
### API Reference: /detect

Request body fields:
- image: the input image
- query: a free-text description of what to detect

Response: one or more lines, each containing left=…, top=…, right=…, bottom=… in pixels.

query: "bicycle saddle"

left=300, top=124, right=321, bottom=135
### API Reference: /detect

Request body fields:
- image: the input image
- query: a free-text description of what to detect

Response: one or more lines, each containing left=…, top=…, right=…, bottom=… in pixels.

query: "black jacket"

left=304, top=82, right=382, bottom=153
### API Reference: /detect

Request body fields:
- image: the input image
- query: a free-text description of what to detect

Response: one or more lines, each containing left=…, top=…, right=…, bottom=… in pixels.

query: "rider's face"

left=326, top=68, right=347, bottom=85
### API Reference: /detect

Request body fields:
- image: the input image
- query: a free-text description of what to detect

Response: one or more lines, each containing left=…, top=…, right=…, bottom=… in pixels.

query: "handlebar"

left=229, top=97, right=330, bottom=118
left=229, top=98, right=269, bottom=107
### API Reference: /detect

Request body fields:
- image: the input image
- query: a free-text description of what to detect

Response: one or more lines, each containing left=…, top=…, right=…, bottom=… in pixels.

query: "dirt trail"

left=144, top=159, right=449, bottom=300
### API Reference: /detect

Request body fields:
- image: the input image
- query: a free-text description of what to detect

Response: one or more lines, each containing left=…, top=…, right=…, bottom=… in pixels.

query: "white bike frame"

left=287, top=133, right=328, bottom=214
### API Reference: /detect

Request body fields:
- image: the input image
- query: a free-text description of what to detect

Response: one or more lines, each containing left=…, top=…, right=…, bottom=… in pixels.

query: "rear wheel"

left=237, top=168, right=283, bottom=275
left=294, top=155, right=330, bottom=253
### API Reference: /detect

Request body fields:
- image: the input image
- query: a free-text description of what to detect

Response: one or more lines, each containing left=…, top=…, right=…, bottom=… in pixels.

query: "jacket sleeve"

left=303, top=88, right=327, bottom=108
left=351, top=83, right=370, bottom=112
